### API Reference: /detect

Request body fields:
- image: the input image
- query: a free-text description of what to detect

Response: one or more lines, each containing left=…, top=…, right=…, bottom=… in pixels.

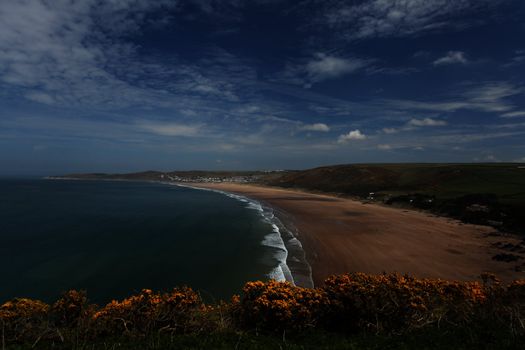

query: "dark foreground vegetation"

left=269, top=163, right=525, bottom=235
left=2, top=273, right=524, bottom=349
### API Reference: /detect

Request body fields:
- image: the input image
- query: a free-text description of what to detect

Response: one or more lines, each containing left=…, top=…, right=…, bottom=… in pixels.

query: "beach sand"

left=189, top=183, right=525, bottom=286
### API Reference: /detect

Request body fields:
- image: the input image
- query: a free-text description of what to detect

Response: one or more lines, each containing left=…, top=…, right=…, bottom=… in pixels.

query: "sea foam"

left=174, top=184, right=293, bottom=284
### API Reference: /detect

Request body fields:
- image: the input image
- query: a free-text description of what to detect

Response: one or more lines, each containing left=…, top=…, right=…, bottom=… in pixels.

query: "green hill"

left=267, top=163, right=525, bottom=235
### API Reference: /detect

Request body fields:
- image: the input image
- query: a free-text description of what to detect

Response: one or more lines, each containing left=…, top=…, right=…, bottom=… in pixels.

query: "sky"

left=1, top=0, right=525, bottom=175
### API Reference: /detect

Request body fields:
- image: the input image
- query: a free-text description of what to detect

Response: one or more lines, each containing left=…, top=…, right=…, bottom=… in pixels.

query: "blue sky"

left=1, top=0, right=525, bottom=175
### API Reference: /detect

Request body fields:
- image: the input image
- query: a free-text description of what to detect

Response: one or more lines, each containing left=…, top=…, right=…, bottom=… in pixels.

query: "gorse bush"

left=0, top=287, right=205, bottom=347
left=1, top=273, right=524, bottom=348
left=322, top=273, right=488, bottom=333
left=50, top=290, right=90, bottom=328
left=0, top=298, right=49, bottom=344
left=92, top=287, right=203, bottom=336
left=238, top=280, right=327, bottom=331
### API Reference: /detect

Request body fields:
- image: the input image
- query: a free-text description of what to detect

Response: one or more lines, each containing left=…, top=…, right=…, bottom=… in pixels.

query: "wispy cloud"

left=502, top=49, right=525, bottom=68
left=377, top=144, right=392, bottom=150
left=382, top=127, right=399, bottom=134
left=501, top=111, right=525, bottom=118
left=305, top=53, right=367, bottom=83
left=381, top=117, right=447, bottom=134
left=433, top=51, right=468, bottom=65
left=0, top=1, right=257, bottom=112
left=372, top=127, right=525, bottom=156
left=464, top=82, right=521, bottom=105
left=24, top=91, right=55, bottom=105
left=138, top=122, right=204, bottom=137
left=385, top=81, right=522, bottom=113
left=320, top=0, right=499, bottom=40
left=299, top=123, right=330, bottom=132
left=278, top=53, right=370, bottom=88
left=0, top=1, right=179, bottom=108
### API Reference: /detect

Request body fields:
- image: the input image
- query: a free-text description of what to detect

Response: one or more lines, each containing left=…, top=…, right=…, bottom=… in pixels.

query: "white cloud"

left=377, top=144, right=392, bottom=150
left=338, top=129, right=366, bottom=143
left=139, top=122, right=203, bottom=137
left=433, top=51, right=468, bottom=65
left=299, top=123, right=330, bottom=132
left=408, top=118, right=447, bottom=127
left=500, top=111, right=525, bottom=118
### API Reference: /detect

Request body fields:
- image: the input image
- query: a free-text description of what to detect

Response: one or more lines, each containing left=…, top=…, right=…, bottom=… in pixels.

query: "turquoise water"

left=0, top=179, right=287, bottom=304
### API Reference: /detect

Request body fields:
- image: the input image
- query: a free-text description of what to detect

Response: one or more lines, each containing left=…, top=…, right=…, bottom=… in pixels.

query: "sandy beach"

left=189, top=182, right=525, bottom=286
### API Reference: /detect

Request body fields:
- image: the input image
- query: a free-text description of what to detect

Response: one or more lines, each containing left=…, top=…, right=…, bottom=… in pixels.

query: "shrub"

left=50, top=290, right=92, bottom=328
left=0, top=298, right=49, bottom=344
left=238, top=280, right=327, bottom=331
left=92, top=287, right=202, bottom=336
left=0, top=273, right=523, bottom=347
left=322, top=273, right=492, bottom=333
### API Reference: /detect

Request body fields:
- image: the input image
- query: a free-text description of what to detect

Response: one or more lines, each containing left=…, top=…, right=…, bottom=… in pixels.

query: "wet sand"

left=189, top=183, right=525, bottom=286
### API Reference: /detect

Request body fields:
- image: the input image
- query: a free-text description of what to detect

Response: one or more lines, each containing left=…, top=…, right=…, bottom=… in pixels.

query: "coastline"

left=175, top=183, right=314, bottom=288
left=46, top=177, right=314, bottom=288
left=187, top=182, right=525, bottom=285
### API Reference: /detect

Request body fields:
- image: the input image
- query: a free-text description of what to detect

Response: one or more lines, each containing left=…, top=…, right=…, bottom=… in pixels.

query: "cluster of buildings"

left=161, top=174, right=261, bottom=183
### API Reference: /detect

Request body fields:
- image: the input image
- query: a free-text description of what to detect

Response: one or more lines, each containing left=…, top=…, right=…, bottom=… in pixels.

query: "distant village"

left=161, top=171, right=282, bottom=184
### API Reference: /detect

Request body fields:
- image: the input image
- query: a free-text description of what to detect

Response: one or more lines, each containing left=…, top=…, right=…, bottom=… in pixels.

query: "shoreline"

left=176, top=183, right=314, bottom=288
left=188, top=182, right=525, bottom=285
left=46, top=177, right=525, bottom=285
left=45, top=177, right=314, bottom=287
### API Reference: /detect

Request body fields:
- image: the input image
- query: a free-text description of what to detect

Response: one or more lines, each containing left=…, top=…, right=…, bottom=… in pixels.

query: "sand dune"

left=189, top=183, right=525, bottom=286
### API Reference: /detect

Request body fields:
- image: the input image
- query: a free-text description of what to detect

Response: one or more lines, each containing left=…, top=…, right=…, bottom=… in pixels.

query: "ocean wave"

left=173, top=184, right=293, bottom=284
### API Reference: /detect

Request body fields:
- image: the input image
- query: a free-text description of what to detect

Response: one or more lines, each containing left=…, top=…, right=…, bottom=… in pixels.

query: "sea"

left=0, top=178, right=298, bottom=304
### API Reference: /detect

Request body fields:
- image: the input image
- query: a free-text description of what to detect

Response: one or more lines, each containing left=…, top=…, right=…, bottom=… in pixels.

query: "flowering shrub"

left=322, top=273, right=487, bottom=332
left=0, top=274, right=523, bottom=347
left=50, top=290, right=91, bottom=327
left=93, top=287, right=202, bottom=335
left=0, top=298, right=49, bottom=343
left=239, top=280, right=327, bottom=330
left=235, top=273, right=524, bottom=335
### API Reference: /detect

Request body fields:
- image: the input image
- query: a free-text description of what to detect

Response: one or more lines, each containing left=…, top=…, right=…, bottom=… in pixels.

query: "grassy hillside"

left=267, top=163, right=525, bottom=234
